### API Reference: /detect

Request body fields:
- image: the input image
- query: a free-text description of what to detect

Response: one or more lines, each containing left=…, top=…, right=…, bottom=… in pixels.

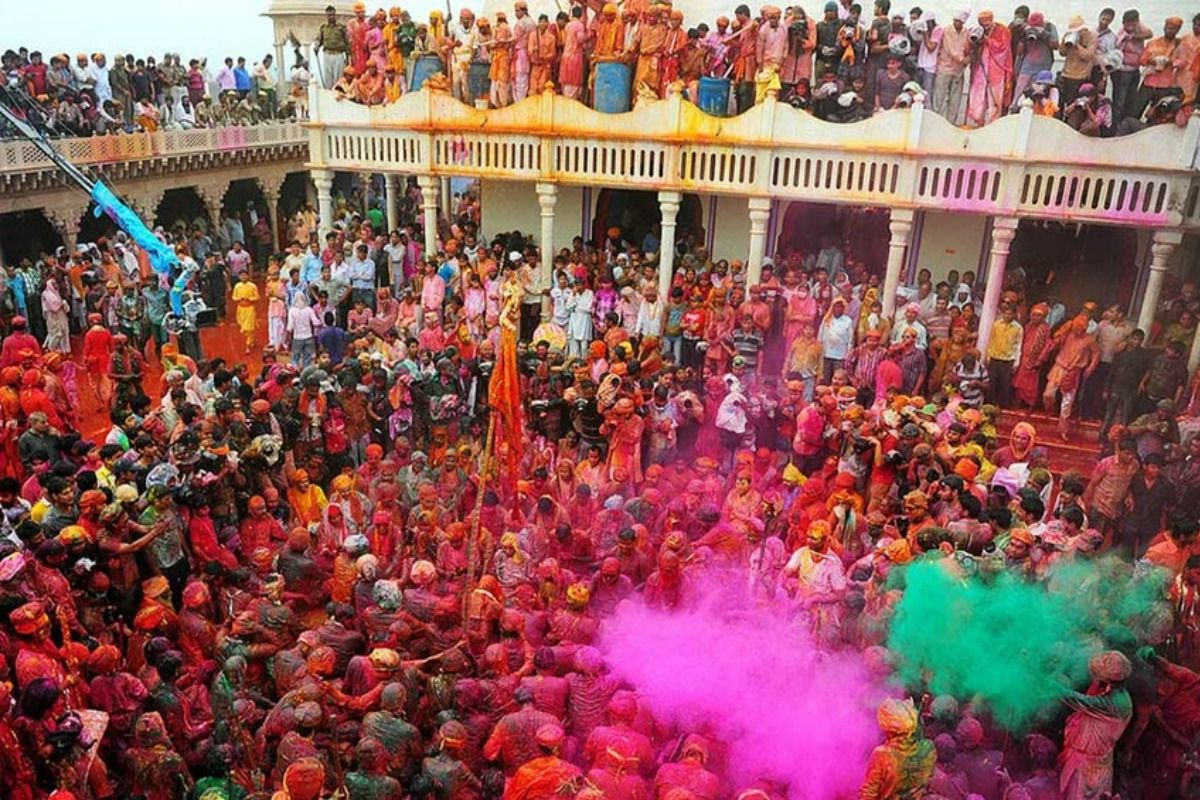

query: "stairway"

left=994, top=408, right=1104, bottom=479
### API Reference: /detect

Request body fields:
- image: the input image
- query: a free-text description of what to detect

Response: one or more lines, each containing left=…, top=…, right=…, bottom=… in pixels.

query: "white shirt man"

left=89, top=55, right=112, bottom=102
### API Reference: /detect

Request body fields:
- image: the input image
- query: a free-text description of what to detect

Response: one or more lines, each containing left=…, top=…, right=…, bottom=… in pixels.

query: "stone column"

left=746, top=197, right=772, bottom=287
left=881, top=208, right=916, bottom=319
left=257, top=174, right=285, bottom=251
left=384, top=174, right=401, bottom=234
left=194, top=182, right=228, bottom=230
left=1137, top=228, right=1183, bottom=336
left=416, top=175, right=440, bottom=255
left=975, top=216, right=1020, bottom=359
left=274, top=42, right=287, bottom=99
left=535, top=182, right=559, bottom=290
left=657, top=190, right=682, bottom=301
left=312, top=168, right=335, bottom=243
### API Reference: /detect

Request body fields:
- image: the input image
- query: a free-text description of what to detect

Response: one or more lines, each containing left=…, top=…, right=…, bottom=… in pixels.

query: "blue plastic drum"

left=411, top=54, right=444, bottom=92
left=698, top=76, right=731, bottom=117
left=593, top=61, right=632, bottom=113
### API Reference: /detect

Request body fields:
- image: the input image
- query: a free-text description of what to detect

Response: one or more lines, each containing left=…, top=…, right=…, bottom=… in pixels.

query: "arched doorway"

left=775, top=202, right=890, bottom=277
left=1007, top=221, right=1139, bottom=312
left=592, top=190, right=704, bottom=251
left=78, top=201, right=119, bottom=245
left=0, top=209, right=63, bottom=262
left=155, top=187, right=210, bottom=234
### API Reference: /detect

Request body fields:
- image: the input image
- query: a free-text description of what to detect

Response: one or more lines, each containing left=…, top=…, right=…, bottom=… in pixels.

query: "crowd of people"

left=316, top=1, right=1199, bottom=133
left=1, top=46, right=295, bottom=139
left=0, top=168, right=1199, bottom=800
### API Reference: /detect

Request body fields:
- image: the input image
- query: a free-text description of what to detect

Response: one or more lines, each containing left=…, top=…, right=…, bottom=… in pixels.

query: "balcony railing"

left=0, top=122, right=308, bottom=176
left=306, top=87, right=1200, bottom=230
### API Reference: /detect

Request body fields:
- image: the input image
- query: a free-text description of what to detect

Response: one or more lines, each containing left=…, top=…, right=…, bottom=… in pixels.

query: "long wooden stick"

left=461, top=411, right=496, bottom=628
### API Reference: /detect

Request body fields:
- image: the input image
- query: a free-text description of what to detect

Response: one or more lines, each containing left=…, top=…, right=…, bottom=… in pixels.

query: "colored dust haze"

left=887, top=555, right=1173, bottom=731
left=600, top=574, right=882, bottom=799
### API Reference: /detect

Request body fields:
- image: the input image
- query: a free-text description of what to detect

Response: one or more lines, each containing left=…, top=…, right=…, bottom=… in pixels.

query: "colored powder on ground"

left=600, top=578, right=881, bottom=798
left=887, top=556, right=1171, bottom=731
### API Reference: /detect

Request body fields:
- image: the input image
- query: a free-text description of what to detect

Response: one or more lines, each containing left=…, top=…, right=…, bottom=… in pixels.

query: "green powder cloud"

left=886, top=556, right=1172, bottom=731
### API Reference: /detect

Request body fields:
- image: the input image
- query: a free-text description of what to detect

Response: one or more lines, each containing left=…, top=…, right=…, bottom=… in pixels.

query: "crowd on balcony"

left=0, top=47, right=297, bottom=139
left=0, top=159, right=1198, bottom=799
left=313, top=2, right=1198, bottom=135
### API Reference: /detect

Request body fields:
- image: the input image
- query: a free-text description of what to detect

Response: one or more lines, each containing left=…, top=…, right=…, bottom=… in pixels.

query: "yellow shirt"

left=987, top=319, right=1023, bottom=362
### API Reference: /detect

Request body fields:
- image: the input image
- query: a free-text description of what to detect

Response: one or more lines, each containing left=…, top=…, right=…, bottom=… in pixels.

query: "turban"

left=80, top=490, right=107, bottom=511
left=877, top=698, right=919, bottom=737
left=331, top=475, right=354, bottom=493
left=1009, top=527, right=1035, bottom=546
left=288, top=527, right=311, bottom=551
left=411, top=559, right=437, bottom=584
left=369, top=647, right=401, bottom=670
left=1089, top=650, right=1132, bottom=682
left=142, top=575, right=170, bottom=597
left=365, top=443, right=384, bottom=458
left=9, top=601, right=49, bottom=634
left=808, top=520, right=830, bottom=541
left=133, top=603, right=168, bottom=631
left=87, top=644, right=121, bottom=673
left=248, top=495, right=267, bottom=511
left=567, top=582, right=590, bottom=606
left=953, top=458, right=980, bottom=481
left=0, top=367, right=19, bottom=385
left=291, top=469, right=310, bottom=483
left=21, top=369, right=41, bottom=388
left=1166, top=15, right=1184, bottom=27
left=953, top=8, right=970, bottom=22
left=352, top=1, right=366, bottom=10
left=306, top=647, right=337, bottom=675
left=603, top=2, right=617, bottom=12
left=251, top=399, right=271, bottom=414
left=182, top=581, right=210, bottom=608
left=0, top=552, right=25, bottom=581
left=283, top=758, right=326, bottom=799
left=58, top=525, right=88, bottom=545
left=575, top=646, right=603, bottom=673
left=250, top=547, right=275, bottom=570
left=115, top=484, right=139, bottom=503
left=670, top=9, right=684, bottom=20
left=903, top=490, right=928, bottom=509
left=536, top=723, right=566, bottom=748
left=439, top=720, right=468, bottom=748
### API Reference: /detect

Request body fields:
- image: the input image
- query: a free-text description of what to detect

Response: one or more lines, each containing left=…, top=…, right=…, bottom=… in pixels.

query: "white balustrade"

left=305, top=86, right=1200, bottom=231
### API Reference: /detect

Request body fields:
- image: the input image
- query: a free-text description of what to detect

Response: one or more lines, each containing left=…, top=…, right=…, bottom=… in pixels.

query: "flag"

left=487, top=287, right=525, bottom=491
left=90, top=181, right=179, bottom=276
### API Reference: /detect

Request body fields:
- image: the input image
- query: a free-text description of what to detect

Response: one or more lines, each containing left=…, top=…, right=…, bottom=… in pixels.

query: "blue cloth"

left=90, top=182, right=179, bottom=277
left=301, top=253, right=324, bottom=284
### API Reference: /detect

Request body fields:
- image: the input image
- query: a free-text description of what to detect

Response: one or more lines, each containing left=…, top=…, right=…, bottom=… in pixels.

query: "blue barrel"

left=468, top=60, right=491, bottom=103
left=698, top=76, right=731, bottom=117
left=411, top=54, right=444, bottom=92
left=592, top=61, right=632, bottom=113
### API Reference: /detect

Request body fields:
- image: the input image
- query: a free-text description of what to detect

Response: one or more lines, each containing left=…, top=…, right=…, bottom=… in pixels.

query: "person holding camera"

left=815, top=2, right=844, bottom=78
left=1024, top=69, right=1060, bottom=116
left=965, top=10, right=1013, bottom=127
left=780, top=7, right=817, bottom=97
left=1064, top=82, right=1111, bottom=136
left=1011, top=10, right=1058, bottom=105
left=1058, top=14, right=1097, bottom=108
left=1132, top=16, right=1183, bottom=119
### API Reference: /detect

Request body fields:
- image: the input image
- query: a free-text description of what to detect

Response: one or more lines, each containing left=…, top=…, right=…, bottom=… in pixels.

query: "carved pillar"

left=416, top=175, right=440, bottom=256
left=746, top=197, right=772, bottom=286
left=976, top=217, right=1020, bottom=359
left=536, top=182, right=559, bottom=292
left=312, top=168, right=335, bottom=243
left=385, top=174, right=401, bottom=233
left=194, top=181, right=229, bottom=229
left=1137, top=228, right=1183, bottom=336
left=657, top=190, right=681, bottom=302
left=881, top=208, right=916, bottom=319
left=257, top=174, right=286, bottom=250
left=45, top=196, right=92, bottom=252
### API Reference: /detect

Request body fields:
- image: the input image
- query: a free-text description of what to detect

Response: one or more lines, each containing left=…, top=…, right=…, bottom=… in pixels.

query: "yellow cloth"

left=233, top=281, right=261, bottom=333
left=986, top=318, right=1023, bottom=362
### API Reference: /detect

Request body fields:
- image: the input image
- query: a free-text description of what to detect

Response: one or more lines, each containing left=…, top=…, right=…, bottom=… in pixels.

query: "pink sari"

left=966, top=24, right=1012, bottom=127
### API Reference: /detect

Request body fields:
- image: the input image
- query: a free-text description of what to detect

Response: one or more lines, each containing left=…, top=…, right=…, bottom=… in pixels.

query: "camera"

left=968, top=26, right=983, bottom=42
left=1062, top=31, right=1079, bottom=47
left=790, top=19, right=808, bottom=35
left=1025, top=26, right=1042, bottom=40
